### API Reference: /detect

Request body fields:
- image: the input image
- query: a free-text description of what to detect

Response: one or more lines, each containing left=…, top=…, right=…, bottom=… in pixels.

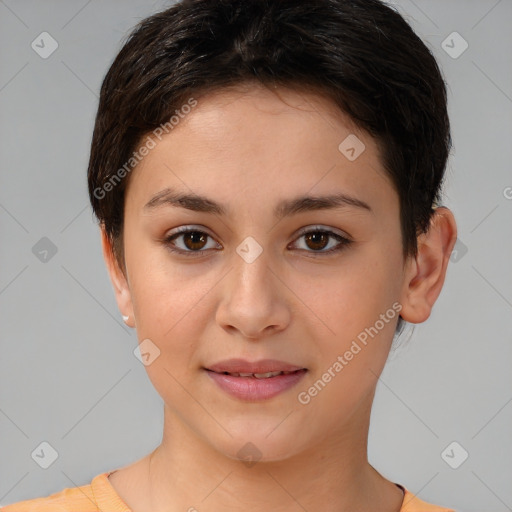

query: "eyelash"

left=162, top=226, right=352, bottom=258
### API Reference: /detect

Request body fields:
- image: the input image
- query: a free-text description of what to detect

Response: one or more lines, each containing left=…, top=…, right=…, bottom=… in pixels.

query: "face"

left=105, top=84, right=424, bottom=462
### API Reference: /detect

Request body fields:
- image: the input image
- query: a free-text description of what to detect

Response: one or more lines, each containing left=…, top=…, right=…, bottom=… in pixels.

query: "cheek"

left=125, top=238, right=198, bottom=330
left=128, top=267, right=207, bottom=396
left=298, top=258, right=394, bottom=332
left=297, top=264, right=400, bottom=421
left=127, top=249, right=221, bottom=373
left=297, top=249, right=402, bottom=366
left=131, top=268, right=210, bottom=339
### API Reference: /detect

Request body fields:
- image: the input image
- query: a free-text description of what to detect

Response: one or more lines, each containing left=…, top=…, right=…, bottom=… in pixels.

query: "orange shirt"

left=1, top=470, right=455, bottom=511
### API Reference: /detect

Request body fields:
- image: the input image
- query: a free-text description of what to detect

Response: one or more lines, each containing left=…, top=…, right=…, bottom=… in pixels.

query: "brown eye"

left=291, top=227, right=352, bottom=255
left=182, top=231, right=208, bottom=251
left=304, top=232, right=330, bottom=251
left=164, top=228, right=220, bottom=256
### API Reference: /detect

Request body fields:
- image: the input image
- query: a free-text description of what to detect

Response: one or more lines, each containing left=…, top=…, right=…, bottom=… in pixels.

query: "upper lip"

left=205, top=359, right=306, bottom=374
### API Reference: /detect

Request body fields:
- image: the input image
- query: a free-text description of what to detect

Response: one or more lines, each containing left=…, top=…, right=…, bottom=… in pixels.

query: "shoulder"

left=0, top=480, right=97, bottom=512
left=0, top=471, right=130, bottom=512
left=400, top=486, right=455, bottom=512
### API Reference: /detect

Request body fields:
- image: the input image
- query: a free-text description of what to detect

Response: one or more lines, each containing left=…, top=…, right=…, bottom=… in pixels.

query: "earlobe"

left=399, top=207, right=457, bottom=324
left=100, top=227, right=136, bottom=328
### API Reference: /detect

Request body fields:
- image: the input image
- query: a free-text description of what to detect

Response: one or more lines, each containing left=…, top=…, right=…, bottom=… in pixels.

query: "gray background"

left=0, top=1, right=511, bottom=511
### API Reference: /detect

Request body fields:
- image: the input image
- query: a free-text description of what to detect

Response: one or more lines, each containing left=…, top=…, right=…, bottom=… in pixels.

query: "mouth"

left=207, top=369, right=304, bottom=379
left=204, top=358, right=306, bottom=375
left=203, top=359, right=308, bottom=401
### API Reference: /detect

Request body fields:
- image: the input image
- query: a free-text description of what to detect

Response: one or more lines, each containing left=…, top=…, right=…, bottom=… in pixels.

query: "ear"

left=100, top=227, right=135, bottom=328
left=399, top=207, right=457, bottom=324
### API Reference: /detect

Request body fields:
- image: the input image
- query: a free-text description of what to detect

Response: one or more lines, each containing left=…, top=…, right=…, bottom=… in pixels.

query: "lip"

left=204, top=359, right=307, bottom=402
left=205, top=358, right=305, bottom=374
left=205, top=370, right=307, bottom=401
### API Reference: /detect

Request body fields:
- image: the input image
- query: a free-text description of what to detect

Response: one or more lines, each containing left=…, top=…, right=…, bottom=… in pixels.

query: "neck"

left=141, top=402, right=404, bottom=512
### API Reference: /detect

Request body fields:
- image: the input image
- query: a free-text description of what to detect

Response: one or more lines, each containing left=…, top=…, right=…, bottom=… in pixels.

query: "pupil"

left=185, top=232, right=206, bottom=250
left=306, top=232, right=328, bottom=250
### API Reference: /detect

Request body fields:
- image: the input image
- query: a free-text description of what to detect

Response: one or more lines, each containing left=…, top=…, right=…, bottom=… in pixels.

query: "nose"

left=215, top=243, right=291, bottom=340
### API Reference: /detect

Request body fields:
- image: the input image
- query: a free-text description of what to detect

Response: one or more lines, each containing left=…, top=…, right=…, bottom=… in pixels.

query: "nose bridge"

left=215, top=231, right=291, bottom=338
left=231, top=233, right=273, bottom=299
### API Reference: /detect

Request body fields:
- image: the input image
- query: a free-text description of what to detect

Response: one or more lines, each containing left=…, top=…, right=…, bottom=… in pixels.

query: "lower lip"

left=205, top=369, right=307, bottom=401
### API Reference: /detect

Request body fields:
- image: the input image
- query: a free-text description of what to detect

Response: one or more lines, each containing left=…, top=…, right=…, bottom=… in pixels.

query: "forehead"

left=180, top=83, right=365, bottom=146
left=124, top=84, right=395, bottom=217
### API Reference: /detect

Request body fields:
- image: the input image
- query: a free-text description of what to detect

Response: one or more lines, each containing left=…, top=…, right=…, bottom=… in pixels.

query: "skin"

left=101, top=83, right=457, bottom=512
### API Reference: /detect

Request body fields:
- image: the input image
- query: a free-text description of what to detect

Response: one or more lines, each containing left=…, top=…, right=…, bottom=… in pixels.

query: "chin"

left=209, top=428, right=309, bottom=466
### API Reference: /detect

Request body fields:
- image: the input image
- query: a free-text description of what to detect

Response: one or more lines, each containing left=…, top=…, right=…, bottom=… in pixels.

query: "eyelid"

left=165, top=224, right=351, bottom=243
left=294, top=224, right=351, bottom=240
left=168, top=224, right=213, bottom=236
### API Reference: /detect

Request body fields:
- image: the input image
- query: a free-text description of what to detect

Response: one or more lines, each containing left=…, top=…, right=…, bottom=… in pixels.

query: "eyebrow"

left=143, top=187, right=372, bottom=219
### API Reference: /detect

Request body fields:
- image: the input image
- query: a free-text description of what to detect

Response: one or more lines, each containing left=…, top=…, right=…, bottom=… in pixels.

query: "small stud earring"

left=122, top=315, right=129, bottom=323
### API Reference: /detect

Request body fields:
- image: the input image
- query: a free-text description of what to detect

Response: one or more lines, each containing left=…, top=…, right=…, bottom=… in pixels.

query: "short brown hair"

left=87, top=0, right=452, bottom=336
